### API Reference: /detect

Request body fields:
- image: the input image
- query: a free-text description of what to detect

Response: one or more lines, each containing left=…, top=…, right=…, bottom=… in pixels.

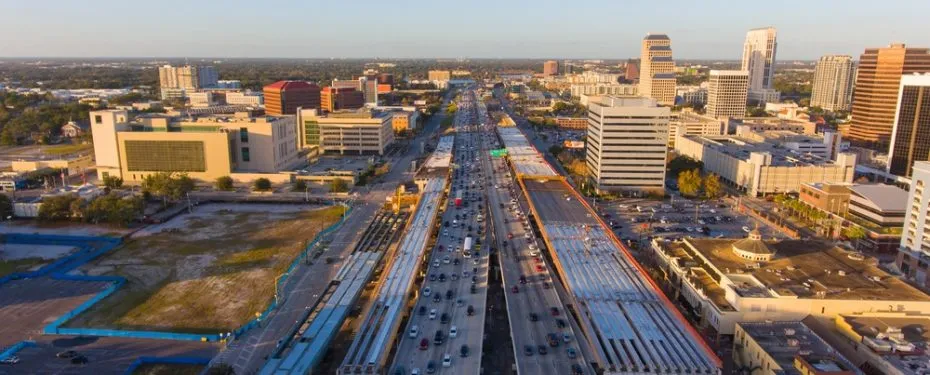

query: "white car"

left=1, top=356, right=19, bottom=365
left=423, top=287, right=432, bottom=297
left=742, top=226, right=751, bottom=233
left=449, top=325, right=458, bottom=338
left=429, top=309, right=438, bottom=320
left=442, top=354, right=452, bottom=367
left=409, top=325, right=419, bottom=338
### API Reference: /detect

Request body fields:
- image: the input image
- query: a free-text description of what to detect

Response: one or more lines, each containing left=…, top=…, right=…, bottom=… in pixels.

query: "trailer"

left=463, top=236, right=473, bottom=258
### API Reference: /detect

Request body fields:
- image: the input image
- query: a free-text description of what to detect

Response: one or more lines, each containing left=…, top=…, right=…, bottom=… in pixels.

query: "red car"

left=507, top=233, right=514, bottom=239
left=420, top=338, right=429, bottom=350
left=512, top=285, right=519, bottom=293
left=535, top=264, right=545, bottom=272
left=550, top=307, right=560, bottom=316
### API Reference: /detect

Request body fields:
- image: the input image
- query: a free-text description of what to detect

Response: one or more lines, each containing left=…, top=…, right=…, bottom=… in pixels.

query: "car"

left=433, top=294, right=441, bottom=302
left=542, top=282, right=551, bottom=289
left=428, top=273, right=436, bottom=282
left=519, top=275, right=526, bottom=284
left=529, top=313, right=538, bottom=321
left=412, top=368, right=421, bottom=375
left=433, top=259, right=440, bottom=267
left=418, top=306, right=427, bottom=316
left=443, top=256, right=451, bottom=264
left=1, top=356, right=19, bottom=365
left=429, top=309, right=438, bottom=320
left=567, top=347, right=577, bottom=359
left=71, top=355, right=88, bottom=365
left=442, top=354, right=452, bottom=367
left=556, top=319, right=566, bottom=328
left=470, top=285, right=477, bottom=294
left=535, top=264, right=545, bottom=272
left=742, top=226, right=751, bottom=233
left=507, top=233, right=513, bottom=239
left=512, top=285, right=519, bottom=293
left=473, top=257, right=479, bottom=264
left=523, top=345, right=534, bottom=356
left=409, top=325, right=419, bottom=338
left=467, top=305, right=475, bottom=316
left=456, top=298, right=464, bottom=306
left=537, top=345, right=548, bottom=355
left=548, top=333, right=560, bottom=347
left=440, top=313, right=450, bottom=324
left=434, top=330, right=444, bottom=345
left=57, top=350, right=79, bottom=359
left=460, top=344, right=470, bottom=357
left=426, top=361, right=436, bottom=373
left=563, top=333, right=572, bottom=342
left=446, top=290, right=453, bottom=300
left=452, top=258, right=460, bottom=265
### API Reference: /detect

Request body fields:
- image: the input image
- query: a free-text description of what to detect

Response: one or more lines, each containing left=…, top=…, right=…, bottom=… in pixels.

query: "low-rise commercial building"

left=834, top=312, right=930, bottom=375
left=650, top=235, right=930, bottom=340
left=734, top=321, right=859, bottom=375
left=188, top=92, right=214, bottom=107
left=569, top=83, right=638, bottom=98
left=675, top=134, right=856, bottom=196
left=89, top=109, right=301, bottom=182
left=225, top=91, right=263, bottom=106
left=388, top=110, right=420, bottom=133
left=676, top=85, right=707, bottom=106
left=554, top=117, right=587, bottom=130
left=321, top=87, right=365, bottom=112
left=295, top=108, right=393, bottom=155
left=799, top=182, right=906, bottom=252
left=668, top=110, right=725, bottom=147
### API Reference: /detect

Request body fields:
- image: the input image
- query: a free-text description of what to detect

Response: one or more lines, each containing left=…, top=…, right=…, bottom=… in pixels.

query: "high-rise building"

left=847, top=43, right=930, bottom=145
left=741, top=27, right=778, bottom=103
left=887, top=73, right=930, bottom=177
left=263, top=81, right=321, bottom=116
left=359, top=77, right=378, bottom=105
left=428, top=70, right=451, bottom=82
left=586, top=96, right=669, bottom=195
left=810, top=55, right=855, bottom=112
left=158, top=65, right=219, bottom=98
left=898, top=161, right=930, bottom=282
left=623, top=59, right=640, bottom=83
left=543, top=60, right=559, bottom=76
left=706, top=70, right=749, bottom=120
left=197, top=66, right=218, bottom=88
left=638, top=34, right=676, bottom=106
left=321, top=87, right=365, bottom=112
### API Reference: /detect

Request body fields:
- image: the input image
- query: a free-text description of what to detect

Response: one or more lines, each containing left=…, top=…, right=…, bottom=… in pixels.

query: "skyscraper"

left=741, top=27, right=779, bottom=104
left=263, top=81, right=321, bottom=116
left=810, top=55, right=855, bottom=112
left=847, top=43, right=930, bottom=145
left=887, top=73, right=930, bottom=177
left=586, top=96, right=669, bottom=195
left=197, top=66, right=218, bottom=88
left=543, top=60, right=559, bottom=76
left=639, top=34, right=676, bottom=106
left=706, top=70, right=749, bottom=120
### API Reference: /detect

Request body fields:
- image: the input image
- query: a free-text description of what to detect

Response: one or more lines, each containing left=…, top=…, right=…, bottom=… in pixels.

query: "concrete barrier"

left=122, top=356, right=212, bottom=375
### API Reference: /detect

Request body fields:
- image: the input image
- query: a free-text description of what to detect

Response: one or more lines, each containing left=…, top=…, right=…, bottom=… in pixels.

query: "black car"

left=446, top=290, right=453, bottom=300
left=429, top=274, right=436, bottom=282
left=57, top=350, right=79, bottom=359
left=418, top=306, right=427, bottom=315
left=433, top=294, right=441, bottom=302
left=571, top=364, right=584, bottom=375
left=537, top=345, right=547, bottom=355
left=556, top=319, right=567, bottom=329
left=467, top=305, right=475, bottom=316
left=460, top=344, right=470, bottom=357
left=71, top=356, right=88, bottom=365
left=523, top=345, right=534, bottom=356
left=439, top=273, right=446, bottom=282
left=444, top=221, right=450, bottom=227
left=440, top=313, right=450, bottom=324
left=426, top=360, right=437, bottom=373
left=470, top=285, right=477, bottom=294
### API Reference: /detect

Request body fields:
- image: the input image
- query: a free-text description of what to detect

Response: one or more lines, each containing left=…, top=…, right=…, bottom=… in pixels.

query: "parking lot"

left=0, top=277, right=110, bottom=349
left=599, top=195, right=787, bottom=244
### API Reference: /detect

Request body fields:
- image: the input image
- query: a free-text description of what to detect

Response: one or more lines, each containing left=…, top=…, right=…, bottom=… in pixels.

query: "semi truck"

left=454, top=190, right=463, bottom=207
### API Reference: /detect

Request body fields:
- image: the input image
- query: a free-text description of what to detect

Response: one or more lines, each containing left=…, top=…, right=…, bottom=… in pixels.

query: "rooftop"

left=739, top=321, right=858, bottom=375
left=848, top=184, right=908, bottom=212
left=645, top=34, right=671, bottom=40
left=264, top=80, right=317, bottom=90
left=684, top=238, right=930, bottom=302
left=679, top=135, right=841, bottom=167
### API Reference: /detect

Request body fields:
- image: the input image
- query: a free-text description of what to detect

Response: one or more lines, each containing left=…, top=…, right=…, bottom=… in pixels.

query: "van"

left=409, top=325, right=419, bottom=338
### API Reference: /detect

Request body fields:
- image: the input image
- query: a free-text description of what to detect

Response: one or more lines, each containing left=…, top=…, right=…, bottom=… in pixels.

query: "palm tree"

left=843, top=226, right=867, bottom=251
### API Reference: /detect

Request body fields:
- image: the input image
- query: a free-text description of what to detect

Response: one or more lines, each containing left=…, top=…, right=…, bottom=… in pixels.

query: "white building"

left=668, top=110, right=725, bottom=147
left=742, top=27, right=779, bottom=104
left=569, top=83, right=637, bottom=98
left=676, top=85, right=707, bottom=106
left=225, top=91, right=264, bottom=106
left=586, top=96, right=669, bottom=195
left=188, top=92, right=214, bottom=107
left=810, top=55, right=855, bottom=112
left=706, top=70, right=749, bottom=120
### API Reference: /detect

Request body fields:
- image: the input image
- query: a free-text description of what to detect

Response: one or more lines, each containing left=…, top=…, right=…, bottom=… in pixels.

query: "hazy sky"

left=2, top=0, right=929, bottom=59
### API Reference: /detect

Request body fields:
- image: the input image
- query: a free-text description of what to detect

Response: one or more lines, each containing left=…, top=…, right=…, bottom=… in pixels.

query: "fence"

left=122, top=356, right=213, bottom=375
left=0, top=340, right=36, bottom=360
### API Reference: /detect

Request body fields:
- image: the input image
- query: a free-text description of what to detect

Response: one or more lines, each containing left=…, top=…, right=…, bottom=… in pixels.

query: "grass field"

left=40, top=143, right=93, bottom=156
left=0, top=257, right=46, bottom=278
left=68, top=204, right=344, bottom=333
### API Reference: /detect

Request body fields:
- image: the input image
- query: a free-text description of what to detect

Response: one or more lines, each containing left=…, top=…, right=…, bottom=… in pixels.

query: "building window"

left=95, top=115, right=103, bottom=124
left=240, top=128, right=249, bottom=143
left=241, top=147, right=250, bottom=162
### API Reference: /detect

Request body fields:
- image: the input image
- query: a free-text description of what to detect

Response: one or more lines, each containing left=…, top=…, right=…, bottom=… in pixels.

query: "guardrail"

left=0, top=340, right=36, bottom=360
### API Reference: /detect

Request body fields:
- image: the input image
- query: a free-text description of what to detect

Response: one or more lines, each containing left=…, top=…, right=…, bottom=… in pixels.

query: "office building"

left=675, top=134, right=856, bottom=196
left=847, top=43, right=930, bottom=144
left=888, top=74, right=930, bottom=177
left=799, top=182, right=906, bottom=252
left=389, top=111, right=419, bottom=133
left=810, top=55, right=855, bottom=112
left=359, top=77, right=378, bottom=105
left=706, top=70, right=749, bottom=119
left=569, top=83, right=638, bottom=98
left=321, top=87, right=365, bottom=112
left=158, top=65, right=218, bottom=99
left=650, top=235, right=930, bottom=338
left=216, top=80, right=241, bottom=89
left=554, top=117, right=587, bottom=130
left=295, top=108, right=393, bottom=155
left=225, top=91, right=263, bottom=106
left=263, top=81, right=321, bottom=116
left=897, top=162, right=930, bottom=286
left=585, top=96, right=669, bottom=195
left=668, top=110, right=725, bottom=147
left=742, top=27, right=779, bottom=103
left=89, top=110, right=301, bottom=182
left=639, top=34, right=677, bottom=105
left=676, top=85, right=707, bottom=106
left=543, top=60, right=559, bottom=76
left=733, top=321, right=859, bottom=375
left=197, top=66, right=218, bottom=88
left=187, top=92, right=213, bottom=107
left=427, top=70, right=451, bottom=82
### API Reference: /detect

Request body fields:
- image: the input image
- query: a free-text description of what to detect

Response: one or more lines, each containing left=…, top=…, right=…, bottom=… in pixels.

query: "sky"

left=1, top=0, right=929, bottom=60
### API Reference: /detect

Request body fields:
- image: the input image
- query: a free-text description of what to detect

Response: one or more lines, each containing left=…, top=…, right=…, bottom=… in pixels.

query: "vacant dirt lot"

left=69, top=204, right=343, bottom=333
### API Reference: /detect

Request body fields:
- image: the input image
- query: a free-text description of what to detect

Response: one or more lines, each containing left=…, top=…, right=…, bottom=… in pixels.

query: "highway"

left=483, top=131, right=588, bottom=375
left=390, top=89, right=489, bottom=375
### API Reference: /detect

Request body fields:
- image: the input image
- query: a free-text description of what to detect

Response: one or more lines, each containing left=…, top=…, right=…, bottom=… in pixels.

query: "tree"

left=142, top=172, right=195, bottom=206
left=38, top=194, right=79, bottom=221
left=667, top=156, right=703, bottom=179
left=843, top=225, right=867, bottom=250
left=678, top=169, right=703, bottom=198
left=703, top=173, right=723, bottom=199
left=102, top=175, right=123, bottom=189
left=83, top=193, right=142, bottom=226
left=215, top=176, right=234, bottom=191
left=291, top=179, right=308, bottom=192
left=253, top=178, right=272, bottom=191
left=330, top=178, right=349, bottom=193
left=0, top=194, right=12, bottom=219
